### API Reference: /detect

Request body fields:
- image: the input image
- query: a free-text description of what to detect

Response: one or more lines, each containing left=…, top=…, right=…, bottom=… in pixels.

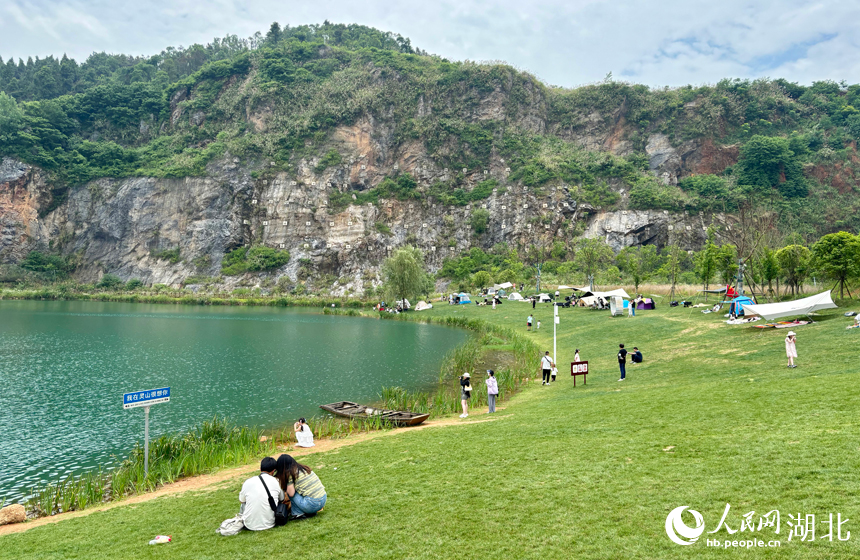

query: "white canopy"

left=557, top=285, right=574, bottom=290
left=494, top=282, right=513, bottom=290
left=587, top=288, right=631, bottom=299
left=741, top=290, right=837, bottom=321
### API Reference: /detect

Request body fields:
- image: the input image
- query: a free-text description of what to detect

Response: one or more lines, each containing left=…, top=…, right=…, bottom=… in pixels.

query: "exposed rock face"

left=582, top=208, right=716, bottom=252
left=0, top=504, right=26, bottom=526
left=1, top=112, right=730, bottom=294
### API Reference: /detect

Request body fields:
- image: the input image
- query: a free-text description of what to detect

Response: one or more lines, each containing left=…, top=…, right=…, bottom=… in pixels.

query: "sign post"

left=571, top=361, right=589, bottom=386
left=123, top=387, right=170, bottom=476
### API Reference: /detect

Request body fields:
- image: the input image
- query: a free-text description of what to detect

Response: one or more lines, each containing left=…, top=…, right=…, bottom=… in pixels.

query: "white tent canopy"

left=557, top=285, right=575, bottom=290
left=494, top=282, right=513, bottom=290
left=586, top=288, right=631, bottom=299
left=741, top=290, right=837, bottom=321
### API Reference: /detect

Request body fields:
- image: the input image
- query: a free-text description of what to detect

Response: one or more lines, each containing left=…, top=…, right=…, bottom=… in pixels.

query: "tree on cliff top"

left=382, top=246, right=431, bottom=305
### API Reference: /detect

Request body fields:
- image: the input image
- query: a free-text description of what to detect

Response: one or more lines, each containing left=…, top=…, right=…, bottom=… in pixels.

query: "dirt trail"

left=0, top=411, right=509, bottom=536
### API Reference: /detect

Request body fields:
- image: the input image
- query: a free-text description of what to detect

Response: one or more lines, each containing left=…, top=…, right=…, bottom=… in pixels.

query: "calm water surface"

left=0, top=301, right=465, bottom=502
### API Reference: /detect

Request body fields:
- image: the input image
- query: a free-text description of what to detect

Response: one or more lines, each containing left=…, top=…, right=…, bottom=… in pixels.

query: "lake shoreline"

left=0, top=299, right=538, bottom=522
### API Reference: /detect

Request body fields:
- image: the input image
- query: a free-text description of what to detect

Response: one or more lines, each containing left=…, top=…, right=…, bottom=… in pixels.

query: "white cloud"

left=0, top=0, right=858, bottom=87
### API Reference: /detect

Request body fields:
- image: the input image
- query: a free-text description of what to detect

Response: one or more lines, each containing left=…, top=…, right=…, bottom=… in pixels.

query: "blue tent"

left=456, top=293, right=472, bottom=305
left=730, top=296, right=755, bottom=316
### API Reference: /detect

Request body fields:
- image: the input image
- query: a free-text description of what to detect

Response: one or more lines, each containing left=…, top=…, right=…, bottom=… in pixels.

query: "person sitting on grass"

left=239, top=457, right=285, bottom=531
left=294, top=418, right=315, bottom=448
left=631, top=347, right=643, bottom=364
left=276, top=454, right=327, bottom=519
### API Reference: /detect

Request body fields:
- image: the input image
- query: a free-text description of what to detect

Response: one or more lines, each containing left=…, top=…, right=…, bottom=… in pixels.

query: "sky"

left=1, top=0, right=860, bottom=88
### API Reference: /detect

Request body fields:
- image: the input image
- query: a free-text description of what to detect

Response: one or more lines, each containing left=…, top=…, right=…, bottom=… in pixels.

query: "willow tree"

left=382, top=246, right=430, bottom=305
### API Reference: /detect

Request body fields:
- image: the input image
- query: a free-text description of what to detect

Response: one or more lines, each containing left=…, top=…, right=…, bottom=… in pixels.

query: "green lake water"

left=0, top=301, right=466, bottom=502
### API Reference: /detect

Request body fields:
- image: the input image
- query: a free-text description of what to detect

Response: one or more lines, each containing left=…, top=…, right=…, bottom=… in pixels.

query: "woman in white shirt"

left=294, top=418, right=315, bottom=447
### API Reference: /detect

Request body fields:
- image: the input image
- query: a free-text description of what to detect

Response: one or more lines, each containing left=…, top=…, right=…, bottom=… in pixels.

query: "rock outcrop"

left=0, top=504, right=26, bottom=526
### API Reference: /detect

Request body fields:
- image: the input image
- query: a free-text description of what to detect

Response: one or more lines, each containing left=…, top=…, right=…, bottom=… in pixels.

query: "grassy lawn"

left=3, top=299, right=860, bottom=559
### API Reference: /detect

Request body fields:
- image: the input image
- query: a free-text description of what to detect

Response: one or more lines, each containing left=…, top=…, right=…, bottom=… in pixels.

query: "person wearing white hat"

left=785, top=331, right=798, bottom=368
left=459, top=373, right=472, bottom=418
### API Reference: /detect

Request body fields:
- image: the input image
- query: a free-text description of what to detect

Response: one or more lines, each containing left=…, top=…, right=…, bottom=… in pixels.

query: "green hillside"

left=2, top=22, right=860, bottom=235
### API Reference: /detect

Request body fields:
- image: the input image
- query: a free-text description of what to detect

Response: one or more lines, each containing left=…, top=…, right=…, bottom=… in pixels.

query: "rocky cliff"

left=1, top=123, right=724, bottom=293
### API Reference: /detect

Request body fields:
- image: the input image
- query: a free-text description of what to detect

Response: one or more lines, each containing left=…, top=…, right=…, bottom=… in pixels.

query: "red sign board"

left=571, top=361, right=588, bottom=386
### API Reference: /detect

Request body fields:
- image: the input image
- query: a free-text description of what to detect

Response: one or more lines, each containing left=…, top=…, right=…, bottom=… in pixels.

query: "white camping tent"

left=507, top=292, right=525, bottom=301
left=396, top=299, right=411, bottom=309
left=741, top=290, right=837, bottom=321
left=414, top=300, right=433, bottom=311
left=537, top=293, right=553, bottom=302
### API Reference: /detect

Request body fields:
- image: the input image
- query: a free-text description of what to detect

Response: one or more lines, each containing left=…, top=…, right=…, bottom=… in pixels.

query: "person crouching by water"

left=276, top=454, right=327, bottom=519
left=485, top=370, right=498, bottom=413
left=459, top=372, right=472, bottom=418
left=294, top=418, right=315, bottom=448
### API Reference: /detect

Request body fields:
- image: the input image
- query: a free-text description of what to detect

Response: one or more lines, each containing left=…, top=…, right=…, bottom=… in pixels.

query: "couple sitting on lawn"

left=222, top=454, right=327, bottom=533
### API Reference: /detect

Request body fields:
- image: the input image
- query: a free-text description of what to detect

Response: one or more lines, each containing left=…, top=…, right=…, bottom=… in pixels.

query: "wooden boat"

left=319, top=401, right=430, bottom=427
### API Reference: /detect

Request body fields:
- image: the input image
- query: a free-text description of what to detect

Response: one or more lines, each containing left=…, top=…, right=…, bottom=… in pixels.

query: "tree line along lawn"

left=2, top=301, right=859, bottom=559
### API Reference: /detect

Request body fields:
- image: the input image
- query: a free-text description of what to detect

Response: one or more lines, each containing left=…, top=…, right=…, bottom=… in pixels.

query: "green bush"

left=97, top=274, right=125, bottom=289
left=151, top=247, right=181, bottom=264
left=221, top=245, right=291, bottom=275
left=125, top=279, right=144, bottom=290
left=470, top=208, right=490, bottom=234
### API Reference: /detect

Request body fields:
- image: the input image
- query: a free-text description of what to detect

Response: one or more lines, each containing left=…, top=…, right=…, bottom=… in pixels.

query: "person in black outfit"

left=532, top=297, right=536, bottom=309
left=617, top=344, right=627, bottom=381
left=631, top=347, right=643, bottom=364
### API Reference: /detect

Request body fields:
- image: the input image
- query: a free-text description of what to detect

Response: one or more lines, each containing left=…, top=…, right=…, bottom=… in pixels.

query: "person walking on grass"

left=527, top=314, right=534, bottom=331
left=485, top=370, right=498, bottom=413
left=574, top=349, right=581, bottom=362
left=785, top=331, right=798, bottom=368
left=541, top=351, right=555, bottom=386
left=460, top=373, right=472, bottom=418
left=617, top=343, right=628, bottom=381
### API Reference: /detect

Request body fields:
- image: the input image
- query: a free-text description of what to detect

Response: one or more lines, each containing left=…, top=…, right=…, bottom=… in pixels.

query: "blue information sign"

left=123, top=387, right=170, bottom=409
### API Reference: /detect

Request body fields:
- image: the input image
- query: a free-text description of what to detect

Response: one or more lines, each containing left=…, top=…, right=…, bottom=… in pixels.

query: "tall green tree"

left=382, top=246, right=429, bottom=305
left=658, top=244, right=685, bottom=299
left=693, top=231, right=719, bottom=292
left=472, top=270, right=492, bottom=291
left=715, top=244, right=739, bottom=285
left=616, top=245, right=660, bottom=293
left=775, top=244, right=810, bottom=296
left=574, top=238, right=613, bottom=288
left=811, top=232, right=860, bottom=298
left=760, top=248, right=780, bottom=297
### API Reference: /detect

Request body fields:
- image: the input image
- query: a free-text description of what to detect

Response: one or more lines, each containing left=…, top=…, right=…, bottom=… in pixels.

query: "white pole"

left=553, top=304, right=558, bottom=366
left=144, top=406, right=150, bottom=477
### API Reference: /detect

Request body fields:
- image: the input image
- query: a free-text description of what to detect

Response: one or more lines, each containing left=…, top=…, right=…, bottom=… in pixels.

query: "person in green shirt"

left=276, top=454, right=327, bottom=518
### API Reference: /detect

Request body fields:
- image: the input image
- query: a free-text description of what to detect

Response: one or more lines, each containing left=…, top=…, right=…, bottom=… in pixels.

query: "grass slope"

left=2, top=301, right=859, bottom=559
